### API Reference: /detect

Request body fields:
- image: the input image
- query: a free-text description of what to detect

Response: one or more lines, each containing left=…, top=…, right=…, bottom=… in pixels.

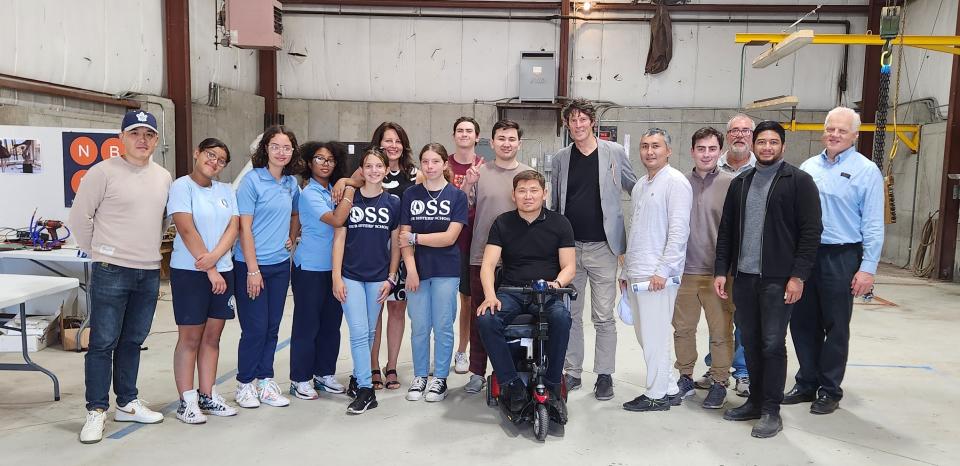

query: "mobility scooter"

left=485, top=279, right=577, bottom=441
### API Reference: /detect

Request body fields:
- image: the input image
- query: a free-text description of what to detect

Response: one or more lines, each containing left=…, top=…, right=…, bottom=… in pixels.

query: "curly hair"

left=370, top=121, right=415, bottom=176
left=251, top=125, right=304, bottom=176
left=298, top=140, right=349, bottom=184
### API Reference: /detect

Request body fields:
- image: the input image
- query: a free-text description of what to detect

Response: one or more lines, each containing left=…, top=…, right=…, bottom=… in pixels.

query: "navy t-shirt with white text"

left=342, top=191, right=401, bottom=282
left=400, top=184, right=469, bottom=280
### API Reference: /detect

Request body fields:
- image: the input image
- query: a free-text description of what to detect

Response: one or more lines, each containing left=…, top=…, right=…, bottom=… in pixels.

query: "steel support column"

left=934, top=7, right=960, bottom=281
left=258, top=50, right=281, bottom=128
left=164, top=0, right=192, bottom=178
left=558, top=1, right=570, bottom=100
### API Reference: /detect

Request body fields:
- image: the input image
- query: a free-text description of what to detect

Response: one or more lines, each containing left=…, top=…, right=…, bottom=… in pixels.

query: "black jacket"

left=714, top=161, right=822, bottom=280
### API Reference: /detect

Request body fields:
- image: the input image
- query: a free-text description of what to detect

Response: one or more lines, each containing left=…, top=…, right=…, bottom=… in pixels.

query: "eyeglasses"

left=727, top=128, right=753, bottom=136
left=268, top=144, right=294, bottom=155
left=203, top=150, right=228, bottom=167
left=313, top=156, right=336, bottom=166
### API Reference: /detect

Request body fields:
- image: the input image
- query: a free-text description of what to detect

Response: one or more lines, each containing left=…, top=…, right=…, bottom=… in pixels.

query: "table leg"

left=0, top=304, right=61, bottom=401
left=77, top=262, right=91, bottom=352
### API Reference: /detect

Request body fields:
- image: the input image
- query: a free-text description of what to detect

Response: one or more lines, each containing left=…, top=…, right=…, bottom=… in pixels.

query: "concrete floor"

left=1, top=263, right=958, bottom=465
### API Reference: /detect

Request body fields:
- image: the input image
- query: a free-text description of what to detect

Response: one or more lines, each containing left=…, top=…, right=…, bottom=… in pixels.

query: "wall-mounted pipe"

left=0, top=73, right=141, bottom=109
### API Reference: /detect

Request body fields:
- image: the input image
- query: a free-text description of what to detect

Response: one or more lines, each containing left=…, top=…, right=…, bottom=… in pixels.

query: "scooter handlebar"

left=498, top=282, right=578, bottom=300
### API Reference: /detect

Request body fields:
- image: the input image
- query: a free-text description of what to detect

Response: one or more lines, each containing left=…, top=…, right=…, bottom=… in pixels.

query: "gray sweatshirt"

left=738, top=159, right=782, bottom=274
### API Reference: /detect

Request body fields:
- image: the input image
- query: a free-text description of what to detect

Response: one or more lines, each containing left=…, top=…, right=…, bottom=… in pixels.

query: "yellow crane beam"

left=781, top=122, right=921, bottom=152
left=736, top=33, right=960, bottom=54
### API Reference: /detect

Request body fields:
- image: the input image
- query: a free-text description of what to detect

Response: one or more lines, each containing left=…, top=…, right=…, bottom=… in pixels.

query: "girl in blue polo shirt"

left=288, top=141, right=353, bottom=400
left=332, top=148, right=401, bottom=414
left=168, top=138, right=240, bottom=423
left=399, top=143, right=468, bottom=402
left=233, top=125, right=303, bottom=409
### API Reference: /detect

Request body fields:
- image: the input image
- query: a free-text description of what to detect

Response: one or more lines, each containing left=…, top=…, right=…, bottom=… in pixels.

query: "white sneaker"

left=425, top=377, right=448, bottom=402
left=290, top=381, right=318, bottom=400
left=735, top=376, right=751, bottom=397
left=258, top=378, right=291, bottom=407
left=314, top=375, right=345, bottom=394
left=114, top=399, right=163, bottom=424
left=176, top=390, right=207, bottom=425
left=454, top=352, right=469, bottom=374
left=199, top=387, right=238, bottom=417
left=235, top=382, right=261, bottom=409
left=79, top=409, right=106, bottom=444
left=406, top=376, right=428, bottom=401
left=464, top=374, right=486, bottom=394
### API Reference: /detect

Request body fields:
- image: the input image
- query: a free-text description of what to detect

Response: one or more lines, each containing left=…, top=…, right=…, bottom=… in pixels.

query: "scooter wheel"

left=533, top=404, right=549, bottom=441
left=486, top=378, right=498, bottom=407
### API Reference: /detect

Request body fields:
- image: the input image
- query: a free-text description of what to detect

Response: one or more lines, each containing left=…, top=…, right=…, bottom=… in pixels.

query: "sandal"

left=371, top=369, right=384, bottom=390
left=384, top=368, right=401, bottom=390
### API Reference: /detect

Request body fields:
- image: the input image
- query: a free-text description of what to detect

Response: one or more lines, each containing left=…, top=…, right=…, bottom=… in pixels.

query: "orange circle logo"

left=69, top=137, right=98, bottom=166
left=101, top=137, right=122, bottom=160
left=71, top=170, right=88, bottom=193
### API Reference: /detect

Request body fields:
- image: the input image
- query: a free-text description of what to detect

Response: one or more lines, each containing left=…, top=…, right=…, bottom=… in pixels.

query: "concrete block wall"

left=192, top=88, right=265, bottom=183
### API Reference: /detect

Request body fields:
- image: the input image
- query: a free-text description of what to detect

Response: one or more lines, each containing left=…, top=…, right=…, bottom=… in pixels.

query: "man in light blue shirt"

left=786, top=106, right=884, bottom=415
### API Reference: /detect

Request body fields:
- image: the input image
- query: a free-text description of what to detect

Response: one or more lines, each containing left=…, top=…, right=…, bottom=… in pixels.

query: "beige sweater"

left=68, top=156, right=172, bottom=269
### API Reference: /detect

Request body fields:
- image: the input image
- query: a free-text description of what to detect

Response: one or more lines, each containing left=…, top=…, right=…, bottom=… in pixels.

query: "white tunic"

left=624, top=164, right=693, bottom=280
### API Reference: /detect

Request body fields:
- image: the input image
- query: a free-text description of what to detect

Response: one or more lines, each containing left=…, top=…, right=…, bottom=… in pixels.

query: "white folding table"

left=0, top=248, right=92, bottom=351
left=0, top=274, right=79, bottom=401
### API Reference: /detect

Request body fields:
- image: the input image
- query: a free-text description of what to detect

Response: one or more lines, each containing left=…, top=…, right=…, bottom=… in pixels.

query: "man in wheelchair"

left=476, top=170, right=576, bottom=423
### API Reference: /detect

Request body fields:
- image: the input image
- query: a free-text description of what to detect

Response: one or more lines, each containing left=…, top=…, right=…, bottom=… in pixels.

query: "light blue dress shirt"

left=800, top=146, right=884, bottom=274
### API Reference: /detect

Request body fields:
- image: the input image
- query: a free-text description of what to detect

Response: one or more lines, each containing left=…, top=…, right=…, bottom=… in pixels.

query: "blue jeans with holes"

left=342, top=278, right=385, bottom=389
left=407, top=277, right=459, bottom=379
left=84, top=262, right=160, bottom=411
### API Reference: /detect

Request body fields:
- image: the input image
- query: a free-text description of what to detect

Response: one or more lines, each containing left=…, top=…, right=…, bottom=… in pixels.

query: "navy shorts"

left=170, top=268, right=236, bottom=325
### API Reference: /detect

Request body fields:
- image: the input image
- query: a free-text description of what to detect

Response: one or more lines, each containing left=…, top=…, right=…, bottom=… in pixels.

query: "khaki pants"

left=672, top=274, right=734, bottom=383
left=563, top=241, right=619, bottom=378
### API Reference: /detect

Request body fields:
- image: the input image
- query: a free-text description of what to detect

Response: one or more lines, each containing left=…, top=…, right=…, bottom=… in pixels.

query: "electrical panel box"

left=519, top=51, right=556, bottom=103
left=226, top=0, right=282, bottom=50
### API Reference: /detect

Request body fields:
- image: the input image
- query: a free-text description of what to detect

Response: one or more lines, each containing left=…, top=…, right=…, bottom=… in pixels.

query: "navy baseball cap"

left=121, top=110, right=158, bottom=133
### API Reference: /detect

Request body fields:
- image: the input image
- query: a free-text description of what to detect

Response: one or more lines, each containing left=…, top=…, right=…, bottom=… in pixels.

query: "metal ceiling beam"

left=280, top=0, right=560, bottom=9
left=934, top=0, right=960, bottom=281
left=164, top=0, right=193, bottom=178
left=590, top=3, right=868, bottom=14
left=0, top=74, right=141, bottom=109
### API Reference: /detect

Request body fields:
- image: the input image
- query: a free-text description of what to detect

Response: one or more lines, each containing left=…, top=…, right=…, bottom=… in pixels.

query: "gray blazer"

left=550, top=138, right=637, bottom=255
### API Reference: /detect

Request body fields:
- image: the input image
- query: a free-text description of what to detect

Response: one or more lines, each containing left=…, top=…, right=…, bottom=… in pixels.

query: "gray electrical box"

left=519, top=51, right=556, bottom=103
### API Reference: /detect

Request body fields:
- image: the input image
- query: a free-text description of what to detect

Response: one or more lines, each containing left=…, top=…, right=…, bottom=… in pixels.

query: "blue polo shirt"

left=294, top=178, right=335, bottom=272
left=167, top=176, right=239, bottom=272
left=400, top=184, right=468, bottom=279
left=800, top=146, right=884, bottom=274
left=342, top=191, right=401, bottom=282
left=233, top=167, right=300, bottom=266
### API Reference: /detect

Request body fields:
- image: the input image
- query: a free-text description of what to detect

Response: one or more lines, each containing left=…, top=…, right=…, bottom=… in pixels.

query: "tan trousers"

left=672, top=274, right=734, bottom=383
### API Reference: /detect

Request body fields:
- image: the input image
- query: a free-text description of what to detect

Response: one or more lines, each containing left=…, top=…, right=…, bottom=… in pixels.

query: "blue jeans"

left=84, top=262, right=160, bottom=411
left=706, top=324, right=748, bottom=379
left=406, top=277, right=459, bottom=378
left=290, top=267, right=342, bottom=382
left=477, top=290, right=571, bottom=389
left=342, top=278, right=385, bottom=389
left=234, top=260, right=290, bottom=384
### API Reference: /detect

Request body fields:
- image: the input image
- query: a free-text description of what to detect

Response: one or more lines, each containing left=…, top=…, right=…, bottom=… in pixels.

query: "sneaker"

left=425, top=377, right=448, bottom=402
left=290, top=381, right=319, bottom=400
left=314, top=375, right=346, bottom=394
left=199, top=388, right=238, bottom=417
left=623, top=394, right=670, bottom=412
left=667, top=392, right=683, bottom=406
left=79, top=409, right=106, bottom=444
left=235, top=382, right=261, bottom=409
left=258, top=378, right=291, bottom=407
left=594, top=374, right=614, bottom=401
left=464, top=373, right=485, bottom=394
left=734, top=376, right=750, bottom=397
left=454, top=352, right=469, bottom=374
left=176, top=390, right=207, bottom=424
left=406, top=376, right=428, bottom=401
left=347, top=375, right=358, bottom=398
left=678, top=375, right=696, bottom=398
left=565, top=374, right=582, bottom=391
left=114, top=399, right=163, bottom=424
left=702, top=383, right=727, bottom=409
left=347, top=387, right=378, bottom=414
left=694, top=372, right=714, bottom=390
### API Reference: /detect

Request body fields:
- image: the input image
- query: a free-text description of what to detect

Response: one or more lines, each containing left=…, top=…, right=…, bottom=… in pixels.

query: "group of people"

left=69, top=96, right=882, bottom=444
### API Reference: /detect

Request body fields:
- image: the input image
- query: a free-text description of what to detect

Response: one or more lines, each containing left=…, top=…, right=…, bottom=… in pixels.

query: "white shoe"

left=258, top=378, right=291, bottom=407
left=176, top=390, right=207, bottom=425
left=314, top=375, right=345, bottom=394
left=406, top=376, right=428, bottom=401
left=425, top=377, right=448, bottom=402
left=454, top=352, right=469, bottom=374
left=735, top=376, right=751, bottom=397
left=114, top=399, right=163, bottom=424
left=290, top=381, right=319, bottom=400
left=199, top=387, right=238, bottom=417
left=235, top=382, right=261, bottom=409
left=79, top=409, right=106, bottom=444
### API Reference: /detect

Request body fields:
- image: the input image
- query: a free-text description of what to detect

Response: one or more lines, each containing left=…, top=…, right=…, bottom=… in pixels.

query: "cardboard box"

left=0, top=315, right=60, bottom=352
left=60, top=316, right=90, bottom=351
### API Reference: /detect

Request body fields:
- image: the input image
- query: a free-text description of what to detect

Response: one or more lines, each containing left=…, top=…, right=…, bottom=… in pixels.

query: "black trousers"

left=733, top=273, right=793, bottom=415
left=790, top=243, right=861, bottom=399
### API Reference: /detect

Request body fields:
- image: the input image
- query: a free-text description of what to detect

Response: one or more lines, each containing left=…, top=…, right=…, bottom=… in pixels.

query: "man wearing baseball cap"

left=69, top=109, right=173, bottom=444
